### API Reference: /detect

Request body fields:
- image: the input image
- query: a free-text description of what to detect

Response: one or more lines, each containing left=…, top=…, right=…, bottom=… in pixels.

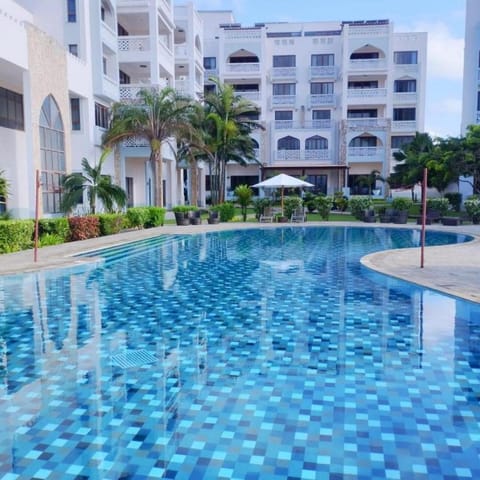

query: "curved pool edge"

left=361, top=233, right=480, bottom=304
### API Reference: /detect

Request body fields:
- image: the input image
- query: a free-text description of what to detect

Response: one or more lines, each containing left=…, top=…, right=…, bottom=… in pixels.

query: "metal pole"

left=34, top=169, right=40, bottom=262
left=420, top=168, right=428, bottom=268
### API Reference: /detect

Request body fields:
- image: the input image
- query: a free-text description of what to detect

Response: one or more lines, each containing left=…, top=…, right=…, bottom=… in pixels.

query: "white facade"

left=200, top=13, right=427, bottom=197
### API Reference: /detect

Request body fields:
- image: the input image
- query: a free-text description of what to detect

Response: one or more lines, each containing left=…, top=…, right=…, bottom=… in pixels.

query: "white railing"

left=174, top=44, right=188, bottom=57
left=224, top=29, right=262, bottom=40
left=274, top=120, right=332, bottom=130
left=309, top=94, right=335, bottom=107
left=348, top=147, right=384, bottom=158
left=270, top=67, right=297, bottom=79
left=118, top=36, right=150, bottom=52
left=274, top=120, right=295, bottom=129
left=392, top=120, right=417, bottom=132
left=175, top=79, right=189, bottom=93
left=274, top=149, right=331, bottom=162
left=204, top=69, right=218, bottom=81
left=348, top=25, right=390, bottom=36
left=309, top=65, right=337, bottom=79
left=234, top=91, right=260, bottom=101
left=123, top=136, right=149, bottom=148
left=102, top=75, right=119, bottom=100
left=119, top=83, right=163, bottom=102
left=395, top=64, right=419, bottom=75
left=349, top=59, right=387, bottom=71
left=306, top=120, right=332, bottom=129
left=393, top=92, right=417, bottom=103
left=347, top=88, right=387, bottom=99
left=271, top=95, right=296, bottom=107
left=346, top=118, right=389, bottom=129
left=225, top=62, right=260, bottom=74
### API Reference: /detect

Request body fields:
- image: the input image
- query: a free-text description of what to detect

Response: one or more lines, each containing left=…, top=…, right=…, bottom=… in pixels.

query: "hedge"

left=0, top=220, right=35, bottom=253
left=97, top=213, right=126, bottom=236
left=68, top=216, right=100, bottom=241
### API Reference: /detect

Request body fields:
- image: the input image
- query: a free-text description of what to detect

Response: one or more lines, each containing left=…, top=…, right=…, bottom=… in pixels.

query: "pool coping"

left=1, top=221, right=479, bottom=303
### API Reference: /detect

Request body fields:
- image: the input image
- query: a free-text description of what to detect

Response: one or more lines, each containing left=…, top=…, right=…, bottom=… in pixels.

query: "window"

left=275, top=111, right=293, bottom=120
left=70, top=98, right=81, bottom=131
left=393, top=108, right=416, bottom=121
left=351, top=52, right=379, bottom=60
left=118, top=24, right=129, bottom=36
left=68, top=44, right=78, bottom=57
left=67, top=0, right=76, bottom=22
left=101, top=5, right=105, bottom=22
left=102, top=57, right=107, bottom=75
left=230, top=175, right=258, bottom=189
left=204, top=84, right=216, bottom=95
left=350, top=135, right=377, bottom=147
left=312, top=110, right=331, bottom=120
left=203, top=57, right=216, bottom=70
left=310, top=82, right=334, bottom=94
left=477, top=92, right=480, bottom=111
left=347, top=109, right=377, bottom=118
left=391, top=135, right=414, bottom=149
left=306, top=175, right=327, bottom=195
left=0, top=87, right=24, bottom=130
left=126, top=177, right=134, bottom=207
left=95, top=102, right=109, bottom=128
left=311, top=54, right=334, bottom=66
left=305, top=136, right=328, bottom=150
left=39, top=95, right=65, bottom=214
left=348, top=80, right=378, bottom=89
left=273, top=83, right=296, bottom=96
left=278, top=136, right=300, bottom=150
left=394, top=51, right=418, bottom=64
left=394, top=79, right=416, bottom=93
left=273, top=55, right=296, bottom=67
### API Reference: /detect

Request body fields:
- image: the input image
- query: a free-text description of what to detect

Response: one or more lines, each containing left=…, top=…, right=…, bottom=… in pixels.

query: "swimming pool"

left=0, top=226, right=479, bottom=479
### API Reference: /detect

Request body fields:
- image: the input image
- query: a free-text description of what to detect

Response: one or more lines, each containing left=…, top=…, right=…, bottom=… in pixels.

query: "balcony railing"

left=392, top=120, right=417, bottom=132
left=309, top=94, right=336, bottom=107
left=118, top=36, right=150, bottom=52
left=204, top=68, right=219, bottom=81
left=347, top=147, right=385, bottom=162
left=274, top=149, right=331, bottom=162
left=393, top=92, right=417, bottom=104
left=309, top=65, right=337, bottom=79
left=225, top=62, right=260, bottom=74
left=274, top=120, right=332, bottom=130
left=119, top=83, right=166, bottom=102
left=271, top=95, right=296, bottom=107
left=270, top=67, right=297, bottom=79
left=347, top=88, right=387, bottom=99
left=346, top=118, right=390, bottom=129
left=349, top=59, right=387, bottom=71
left=234, top=91, right=260, bottom=101
left=123, top=136, right=149, bottom=148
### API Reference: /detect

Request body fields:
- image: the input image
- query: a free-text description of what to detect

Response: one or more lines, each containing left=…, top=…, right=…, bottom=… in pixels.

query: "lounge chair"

left=259, top=206, right=274, bottom=223
left=290, top=207, right=306, bottom=223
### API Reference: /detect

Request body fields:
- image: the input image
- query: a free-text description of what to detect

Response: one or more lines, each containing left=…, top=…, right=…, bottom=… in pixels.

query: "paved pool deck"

left=1, top=221, right=479, bottom=303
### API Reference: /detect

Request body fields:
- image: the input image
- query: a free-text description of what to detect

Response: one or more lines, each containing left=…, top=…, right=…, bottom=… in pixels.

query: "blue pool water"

left=0, top=226, right=479, bottom=480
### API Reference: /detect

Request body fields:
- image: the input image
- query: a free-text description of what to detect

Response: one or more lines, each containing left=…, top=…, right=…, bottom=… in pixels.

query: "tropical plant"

left=355, top=169, right=384, bottom=197
left=211, top=202, right=235, bottom=222
left=61, top=149, right=127, bottom=215
left=202, top=78, right=263, bottom=205
left=391, top=197, right=413, bottom=212
left=103, top=87, right=192, bottom=207
left=315, top=195, right=334, bottom=220
left=303, top=191, right=317, bottom=212
left=234, top=184, right=253, bottom=221
left=333, top=191, right=348, bottom=211
left=252, top=198, right=272, bottom=220
left=444, top=192, right=462, bottom=212
left=348, top=196, right=372, bottom=219
left=283, top=196, right=303, bottom=219
left=0, top=170, right=9, bottom=214
left=426, top=197, right=451, bottom=216
left=464, top=195, right=480, bottom=223
left=462, top=125, right=480, bottom=194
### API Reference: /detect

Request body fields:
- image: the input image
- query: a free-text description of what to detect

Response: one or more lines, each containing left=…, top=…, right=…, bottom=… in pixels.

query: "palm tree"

left=61, top=149, right=127, bottom=214
left=203, top=78, right=263, bottom=204
left=0, top=170, right=9, bottom=211
left=103, top=87, right=192, bottom=207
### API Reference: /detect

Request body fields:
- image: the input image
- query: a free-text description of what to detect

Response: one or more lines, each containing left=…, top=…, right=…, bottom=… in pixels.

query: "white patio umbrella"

left=253, top=173, right=314, bottom=215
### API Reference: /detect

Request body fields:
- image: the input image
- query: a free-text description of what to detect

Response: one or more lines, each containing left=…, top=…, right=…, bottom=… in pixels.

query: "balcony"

left=309, top=94, right=336, bottom=107
left=204, top=68, right=218, bottom=81
left=270, top=67, right=297, bottom=80
left=234, top=91, right=261, bottom=102
left=274, top=120, right=332, bottom=130
left=271, top=95, right=296, bottom=108
left=309, top=65, right=337, bottom=80
left=347, top=147, right=385, bottom=163
left=346, top=118, right=390, bottom=130
left=392, top=120, right=416, bottom=132
left=224, top=63, right=260, bottom=75
left=349, top=59, right=387, bottom=72
left=273, top=149, right=332, bottom=163
left=119, top=83, right=167, bottom=102
left=393, top=92, right=417, bottom=104
left=347, top=88, right=387, bottom=102
left=395, top=64, right=419, bottom=75
left=118, top=35, right=150, bottom=53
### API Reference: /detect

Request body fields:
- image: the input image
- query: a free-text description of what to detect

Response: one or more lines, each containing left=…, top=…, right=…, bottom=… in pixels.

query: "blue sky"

left=177, top=0, right=466, bottom=138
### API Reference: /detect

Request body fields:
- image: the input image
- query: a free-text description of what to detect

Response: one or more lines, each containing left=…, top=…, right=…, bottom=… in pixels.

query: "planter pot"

left=276, top=216, right=288, bottom=223
left=393, top=211, right=408, bottom=224
left=174, top=212, right=190, bottom=226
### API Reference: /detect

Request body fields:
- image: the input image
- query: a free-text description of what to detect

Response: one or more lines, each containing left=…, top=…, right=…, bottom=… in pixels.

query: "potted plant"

left=464, top=196, right=480, bottom=224
left=391, top=197, right=412, bottom=224
left=172, top=205, right=193, bottom=226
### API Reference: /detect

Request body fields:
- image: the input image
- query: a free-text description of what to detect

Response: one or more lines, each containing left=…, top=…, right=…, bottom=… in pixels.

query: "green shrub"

left=212, top=202, right=235, bottom=222
left=348, top=196, right=373, bottom=219
left=283, top=196, right=303, bottom=219
left=39, top=233, right=65, bottom=247
left=252, top=198, right=272, bottom=220
left=145, top=207, right=166, bottom=228
left=391, top=197, right=413, bottom=212
left=38, top=217, right=69, bottom=241
left=68, top=216, right=100, bottom=241
left=126, top=207, right=149, bottom=228
left=333, top=191, right=348, bottom=211
left=444, top=192, right=462, bottom=212
left=97, top=213, right=126, bottom=235
left=426, top=197, right=451, bottom=216
left=172, top=205, right=197, bottom=213
left=315, top=195, right=334, bottom=220
left=464, top=195, right=480, bottom=223
left=303, top=192, right=317, bottom=213
left=0, top=220, right=34, bottom=253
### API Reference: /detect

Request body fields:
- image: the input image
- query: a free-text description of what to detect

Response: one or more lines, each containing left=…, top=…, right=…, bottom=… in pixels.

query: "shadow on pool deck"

left=1, top=221, right=479, bottom=303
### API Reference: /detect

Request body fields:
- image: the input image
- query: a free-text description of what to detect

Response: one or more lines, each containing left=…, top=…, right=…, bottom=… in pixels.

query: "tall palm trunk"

left=152, top=149, right=163, bottom=207
left=189, top=152, right=199, bottom=207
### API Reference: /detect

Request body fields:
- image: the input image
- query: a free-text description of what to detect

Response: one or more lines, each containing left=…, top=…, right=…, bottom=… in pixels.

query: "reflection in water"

left=0, top=227, right=478, bottom=478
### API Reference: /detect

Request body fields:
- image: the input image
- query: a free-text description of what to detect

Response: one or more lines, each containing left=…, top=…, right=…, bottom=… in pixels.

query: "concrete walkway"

left=1, top=221, right=479, bottom=303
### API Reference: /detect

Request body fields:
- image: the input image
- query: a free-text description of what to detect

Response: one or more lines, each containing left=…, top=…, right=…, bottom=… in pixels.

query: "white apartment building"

left=0, top=1, right=426, bottom=218
left=200, top=11, right=427, bottom=197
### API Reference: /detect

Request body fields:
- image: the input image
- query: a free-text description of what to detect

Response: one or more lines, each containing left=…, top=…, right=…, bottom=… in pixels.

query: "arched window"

left=349, top=135, right=377, bottom=147
left=305, top=135, right=328, bottom=150
left=40, top=95, right=65, bottom=213
left=278, top=136, right=300, bottom=150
